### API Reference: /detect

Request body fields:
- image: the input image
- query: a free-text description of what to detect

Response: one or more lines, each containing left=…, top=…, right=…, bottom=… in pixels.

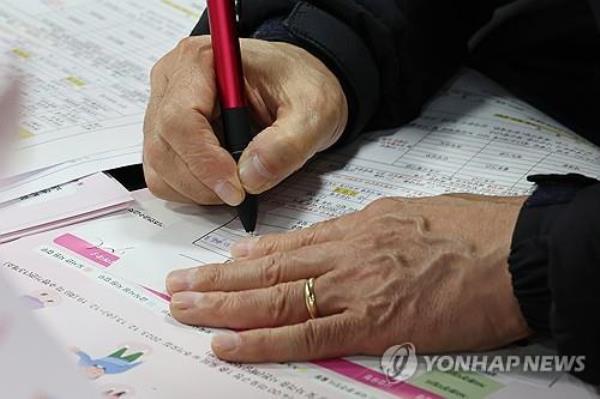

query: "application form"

left=109, top=70, right=600, bottom=293
left=3, top=69, right=595, bottom=398
left=1, top=233, right=389, bottom=399
left=0, top=189, right=596, bottom=398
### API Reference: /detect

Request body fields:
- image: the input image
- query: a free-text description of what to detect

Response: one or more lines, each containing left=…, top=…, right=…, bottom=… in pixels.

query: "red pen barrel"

left=207, top=0, right=246, bottom=109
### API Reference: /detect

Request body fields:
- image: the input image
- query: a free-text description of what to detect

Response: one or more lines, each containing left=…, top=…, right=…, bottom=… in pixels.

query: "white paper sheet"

left=0, top=172, right=133, bottom=243
left=0, top=0, right=204, bottom=179
left=0, top=262, right=99, bottom=399
left=0, top=236, right=390, bottom=399
left=0, top=145, right=141, bottom=204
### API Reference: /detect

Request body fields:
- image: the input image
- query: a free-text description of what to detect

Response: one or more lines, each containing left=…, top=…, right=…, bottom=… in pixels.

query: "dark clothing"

left=191, top=0, right=600, bottom=385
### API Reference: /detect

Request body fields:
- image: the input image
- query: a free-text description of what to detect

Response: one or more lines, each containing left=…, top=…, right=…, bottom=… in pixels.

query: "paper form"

left=0, top=260, right=99, bottom=398
left=106, top=69, right=600, bottom=294
left=0, top=0, right=204, bottom=179
left=1, top=69, right=593, bottom=397
left=0, top=172, right=133, bottom=243
left=0, top=232, right=393, bottom=399
left=0, top=194, right=597, bottom=398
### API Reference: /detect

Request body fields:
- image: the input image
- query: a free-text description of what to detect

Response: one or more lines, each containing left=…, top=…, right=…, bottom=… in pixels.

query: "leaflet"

left=0, top=172, right=133, bottom=243
left=1, top=230, right=402, bottom=399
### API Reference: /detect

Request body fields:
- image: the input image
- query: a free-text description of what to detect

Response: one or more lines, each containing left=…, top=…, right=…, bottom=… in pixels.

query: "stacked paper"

left=0, top=0, right=202, bottom=203
left=0, top=173, right=132, bottom=243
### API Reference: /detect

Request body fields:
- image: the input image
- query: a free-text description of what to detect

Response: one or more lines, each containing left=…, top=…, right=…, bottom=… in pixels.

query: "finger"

left=144, top=136, right=222, bottom=204
left=230, top=218, right=347, bottom=259
left=152, top=40, right=245, bottom=206
left=237, top=112, right=329, bottom=194
left=155, top=92, right=244, bottom=206
left=142, top=164, right=195, bottom=204
left=166, top=241, right=339, bottom=294
left=211, top=314, right=359, bottom=363
left=144, top=47, right=174, bottom=138
left=170, top=280, right=316, bottom=329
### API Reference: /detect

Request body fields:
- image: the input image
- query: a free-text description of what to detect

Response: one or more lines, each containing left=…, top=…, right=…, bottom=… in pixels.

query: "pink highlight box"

left=53, top=233, right=119, bottom=268
left=312, top=358, right=441, bottom=399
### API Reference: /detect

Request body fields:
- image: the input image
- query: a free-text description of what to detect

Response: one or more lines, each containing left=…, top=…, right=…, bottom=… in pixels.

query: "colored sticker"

left=53, top=233, right=119, bottom=267
left=313, top=358, right=442, bottom=399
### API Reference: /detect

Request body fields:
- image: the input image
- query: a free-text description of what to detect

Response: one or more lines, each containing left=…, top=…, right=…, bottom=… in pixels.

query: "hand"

left=166, top=194, right=532, bottom=363
left=143, top=37, right=348, bottom=206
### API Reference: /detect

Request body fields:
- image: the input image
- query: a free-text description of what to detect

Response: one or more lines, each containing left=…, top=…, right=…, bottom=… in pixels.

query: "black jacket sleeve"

left=191, top=0, right=517, bottom=144
left=509, top=174, right=600, bottom=386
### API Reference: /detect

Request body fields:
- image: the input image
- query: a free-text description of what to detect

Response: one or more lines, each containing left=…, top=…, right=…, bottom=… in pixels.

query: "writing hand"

left=143, top=37, right=347, bottom=206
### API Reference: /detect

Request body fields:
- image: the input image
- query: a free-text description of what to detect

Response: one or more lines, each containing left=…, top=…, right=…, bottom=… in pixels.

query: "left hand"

left=166, top=194, right=532, bottom=363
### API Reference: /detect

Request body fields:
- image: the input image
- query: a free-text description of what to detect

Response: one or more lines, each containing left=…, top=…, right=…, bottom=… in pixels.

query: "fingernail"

left=230, top=237, right=259, bottom=258
left=214, top=180, right=244, bottom=206
left=171, top=292, right=205, bottom=310
left=166, top=269, right=196, bottom=293
left=212, top=332, right=241, bottom=352
left=239, top=154, right=275, bottom=192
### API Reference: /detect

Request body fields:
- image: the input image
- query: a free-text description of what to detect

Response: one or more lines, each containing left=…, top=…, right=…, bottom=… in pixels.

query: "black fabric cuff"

left=508, top=174, right=599, bottom=335
left=547, top=181, right=600, bottom=386
left=191, top=2, right=380, bottom=146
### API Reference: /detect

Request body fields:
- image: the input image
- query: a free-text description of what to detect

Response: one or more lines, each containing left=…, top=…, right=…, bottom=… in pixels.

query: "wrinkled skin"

left=166, top=194, right=532, bottom=363
left=143, top=37, right=348, bottom=206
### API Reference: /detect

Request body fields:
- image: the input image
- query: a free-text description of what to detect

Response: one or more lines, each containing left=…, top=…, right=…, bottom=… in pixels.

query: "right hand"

left=143, top=36, right=348, bottom=205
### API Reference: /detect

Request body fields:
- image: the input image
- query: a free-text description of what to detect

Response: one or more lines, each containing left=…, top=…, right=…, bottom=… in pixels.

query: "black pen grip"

left=222, top=107, right=253, bottom=158
left=222, top=106, right=258, bottom=232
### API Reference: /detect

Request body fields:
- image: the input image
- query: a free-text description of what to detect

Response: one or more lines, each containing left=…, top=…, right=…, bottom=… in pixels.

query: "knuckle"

left=298, top=320, right=322, bottom=355
left=177, top=36, right=212, bottom=59
left=304, top=224, right=332, bottom=245
left=218, top=293, right=240, bottom=313
left=176, top=37, right=198, bottom=53
left=268, top=284, right=291, bottom=323
left=185, top=147, right=220, bottom=171
left=203, top=266, right=224, bottom=289
left=367, top=197, right=399, bottom=212
left=260, top=255, right=284, bottom=286
left=254, top=237, right=274, bottom=255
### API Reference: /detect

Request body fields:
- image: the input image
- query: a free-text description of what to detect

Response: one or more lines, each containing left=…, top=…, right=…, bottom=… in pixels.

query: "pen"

left=207, top=0, right=257, bottom=234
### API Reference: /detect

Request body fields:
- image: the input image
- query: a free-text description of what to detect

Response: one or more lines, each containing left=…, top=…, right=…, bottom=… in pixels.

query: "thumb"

left=238, top=114, right=332, bottom=194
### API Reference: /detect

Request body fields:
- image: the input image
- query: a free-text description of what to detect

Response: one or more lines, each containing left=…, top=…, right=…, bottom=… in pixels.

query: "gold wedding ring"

left=304, top=277, right=319, bottom=319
